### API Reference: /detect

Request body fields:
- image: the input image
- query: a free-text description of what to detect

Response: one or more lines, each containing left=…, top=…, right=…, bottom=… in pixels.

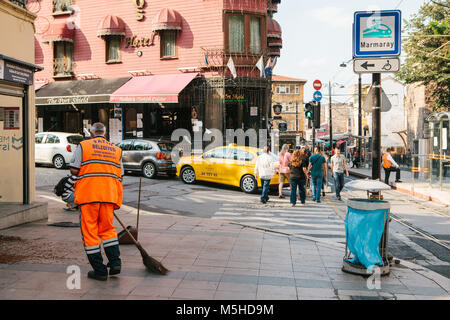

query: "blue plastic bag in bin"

left=345, top=199, right=389, bottom=271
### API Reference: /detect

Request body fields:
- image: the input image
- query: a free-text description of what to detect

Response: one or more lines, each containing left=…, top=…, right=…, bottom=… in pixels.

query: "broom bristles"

left=137, top=244, right=169, bottom=275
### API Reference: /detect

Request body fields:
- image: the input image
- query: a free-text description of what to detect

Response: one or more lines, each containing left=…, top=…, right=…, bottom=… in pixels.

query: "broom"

left=114, top=212, right=168, bottom=275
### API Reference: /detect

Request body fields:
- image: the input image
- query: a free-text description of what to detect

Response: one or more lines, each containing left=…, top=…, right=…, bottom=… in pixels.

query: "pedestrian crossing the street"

left=211, top=197, right=347, bottom=244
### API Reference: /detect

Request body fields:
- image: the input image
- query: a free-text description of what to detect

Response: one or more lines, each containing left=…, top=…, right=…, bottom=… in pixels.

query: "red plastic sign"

left=313, top=80, right=322, bottom=91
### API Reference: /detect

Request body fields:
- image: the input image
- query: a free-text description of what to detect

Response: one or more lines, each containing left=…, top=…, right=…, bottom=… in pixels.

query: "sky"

left=274, top=0, right=428, bottom=104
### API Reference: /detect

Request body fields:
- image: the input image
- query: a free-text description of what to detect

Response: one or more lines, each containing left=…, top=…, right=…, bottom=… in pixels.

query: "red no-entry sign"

left=313, top=80, right=322, bottom=91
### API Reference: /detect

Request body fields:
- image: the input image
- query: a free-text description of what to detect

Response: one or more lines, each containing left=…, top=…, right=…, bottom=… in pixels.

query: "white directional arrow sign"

left=353, top=57, right=400, bottom=73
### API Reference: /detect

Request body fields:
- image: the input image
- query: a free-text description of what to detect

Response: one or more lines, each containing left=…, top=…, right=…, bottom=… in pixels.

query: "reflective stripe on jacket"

left=74, top=137, right=123, bottom=208
left=382, top=153, right=391, bottom=169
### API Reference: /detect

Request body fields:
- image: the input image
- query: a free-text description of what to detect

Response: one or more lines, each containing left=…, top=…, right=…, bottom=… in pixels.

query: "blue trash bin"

left=342, top=198, right=390, bottom=276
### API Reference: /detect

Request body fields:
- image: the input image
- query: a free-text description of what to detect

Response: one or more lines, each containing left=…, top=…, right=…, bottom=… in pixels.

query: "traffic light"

left=313, top=102, right=321, bottom=128
left=304, top=102, right=314, bottom=120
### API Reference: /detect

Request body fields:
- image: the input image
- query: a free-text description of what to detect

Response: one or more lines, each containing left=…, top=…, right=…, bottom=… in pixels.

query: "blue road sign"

left=353, top=10, right=401, bottom=57
left=313, top=91, right=322, bottom=102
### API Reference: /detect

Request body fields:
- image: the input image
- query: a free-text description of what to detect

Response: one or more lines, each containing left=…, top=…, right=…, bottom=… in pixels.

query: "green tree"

left=396, top=0, right=450, bottom=111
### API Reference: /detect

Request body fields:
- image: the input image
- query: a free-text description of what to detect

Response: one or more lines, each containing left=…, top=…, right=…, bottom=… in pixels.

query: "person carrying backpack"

left=54, top=175, right=78, bottom=211
left=62, top=175, right=78, bottom=211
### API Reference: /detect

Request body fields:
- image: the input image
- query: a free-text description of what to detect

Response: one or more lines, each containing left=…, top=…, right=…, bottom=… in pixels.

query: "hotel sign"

left=125, top=33, right=155, bottom=48
left=134, top=0, right=146, bottom=21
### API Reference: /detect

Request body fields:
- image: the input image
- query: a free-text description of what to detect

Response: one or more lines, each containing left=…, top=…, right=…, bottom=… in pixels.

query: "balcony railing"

left=9, top=0, right=27, bottom=9
left=53, top=58, right=74, bottom=76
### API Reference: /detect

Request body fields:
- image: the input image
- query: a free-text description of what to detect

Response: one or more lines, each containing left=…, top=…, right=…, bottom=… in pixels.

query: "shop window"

left=106, top=36, right=122, bottom=63
left=161, top=30, right=177, bottom=58
left=250, top=17, right=261, bottom=54
left=53, top=0, right=72, bottom=14
left=53, top=41, right=73, bottom=77
left=229, top=15, right=244, bottom=53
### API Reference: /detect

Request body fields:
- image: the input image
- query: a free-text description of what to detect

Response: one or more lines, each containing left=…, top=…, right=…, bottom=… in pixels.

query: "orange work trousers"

left=80, top=203, right=119, bottom=255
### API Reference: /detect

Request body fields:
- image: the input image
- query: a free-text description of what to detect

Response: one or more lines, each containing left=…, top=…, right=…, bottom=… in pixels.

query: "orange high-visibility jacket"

left=382, top=153, right=392, bottom=169
left=74, top=137, right=123, bottom=209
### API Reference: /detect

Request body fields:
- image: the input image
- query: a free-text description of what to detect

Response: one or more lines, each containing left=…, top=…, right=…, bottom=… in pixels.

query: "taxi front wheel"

left=240, top=175, right=257, bottom=194
left=180, top=166, right=196, bottom=184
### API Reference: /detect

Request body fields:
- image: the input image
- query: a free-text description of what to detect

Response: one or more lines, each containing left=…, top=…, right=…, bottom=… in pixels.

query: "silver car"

left=116, top=139, right=176, bottom=179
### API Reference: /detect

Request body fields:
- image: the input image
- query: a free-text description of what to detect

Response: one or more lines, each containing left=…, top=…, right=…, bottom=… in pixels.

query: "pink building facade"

left=33, top=0, right=283, bottom=141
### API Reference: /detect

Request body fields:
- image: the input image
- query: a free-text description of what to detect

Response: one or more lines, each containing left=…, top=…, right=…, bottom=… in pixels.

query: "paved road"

left=36, top=166, right=450, bottom=278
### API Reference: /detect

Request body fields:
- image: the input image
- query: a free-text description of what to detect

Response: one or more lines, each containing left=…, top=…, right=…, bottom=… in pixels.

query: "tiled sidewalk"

left=0, top=193, right=449, bottom=300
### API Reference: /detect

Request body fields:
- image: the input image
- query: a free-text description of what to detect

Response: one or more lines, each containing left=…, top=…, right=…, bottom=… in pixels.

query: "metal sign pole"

left=329, top=81, right=333, bottom=150
left=358, top=74, right=362, bottom=165
left=372, top=73, right=382, bottom=180
left=312, top=102, right=316, bottom=151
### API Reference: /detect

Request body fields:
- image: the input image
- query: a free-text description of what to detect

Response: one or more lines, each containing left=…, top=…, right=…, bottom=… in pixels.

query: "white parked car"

left=35, top=132, right=84, bottom=169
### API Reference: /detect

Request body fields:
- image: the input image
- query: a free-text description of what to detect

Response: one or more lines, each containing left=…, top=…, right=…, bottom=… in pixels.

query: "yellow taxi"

left=176, top=145, right=287, bottom=193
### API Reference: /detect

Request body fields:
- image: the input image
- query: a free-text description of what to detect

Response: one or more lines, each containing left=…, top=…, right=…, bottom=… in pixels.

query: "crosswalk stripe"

left=212, top=197, right=347, bottom=244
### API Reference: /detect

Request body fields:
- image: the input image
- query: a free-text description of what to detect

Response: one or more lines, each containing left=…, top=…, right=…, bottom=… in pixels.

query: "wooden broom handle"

left=113, top=212, right=139, bottom=247
left=137, top=177, right=141, bottom=232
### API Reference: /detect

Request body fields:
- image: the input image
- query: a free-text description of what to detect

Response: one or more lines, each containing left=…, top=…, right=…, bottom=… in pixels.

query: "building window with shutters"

left=53, top=0, right=72, bottom=14
left=160, top=30, right=177, bottom=58
left=106, top=36, right=122, bottom=63
left=53, top=41, right=73, bottom=77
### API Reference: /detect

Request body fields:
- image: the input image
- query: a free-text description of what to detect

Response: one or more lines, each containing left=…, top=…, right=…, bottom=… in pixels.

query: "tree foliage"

left=396, top=1, right=450, bottom=111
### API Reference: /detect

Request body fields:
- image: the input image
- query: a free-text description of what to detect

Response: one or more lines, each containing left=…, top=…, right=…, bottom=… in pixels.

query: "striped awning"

left=267, top=18, right=282, bottom=39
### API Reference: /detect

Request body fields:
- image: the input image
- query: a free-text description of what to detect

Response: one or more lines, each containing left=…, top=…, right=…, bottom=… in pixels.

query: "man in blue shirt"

left=308, top=147, right=327, bottom=203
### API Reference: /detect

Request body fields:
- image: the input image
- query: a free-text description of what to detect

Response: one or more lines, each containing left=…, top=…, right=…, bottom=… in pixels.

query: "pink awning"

left=34, top=82, right=47, bottom=91
left=97, top=15, right=126, bottom=37
left=110, top=73, right=198, bottom=103
left=42, top=21, right=74, bottom=43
